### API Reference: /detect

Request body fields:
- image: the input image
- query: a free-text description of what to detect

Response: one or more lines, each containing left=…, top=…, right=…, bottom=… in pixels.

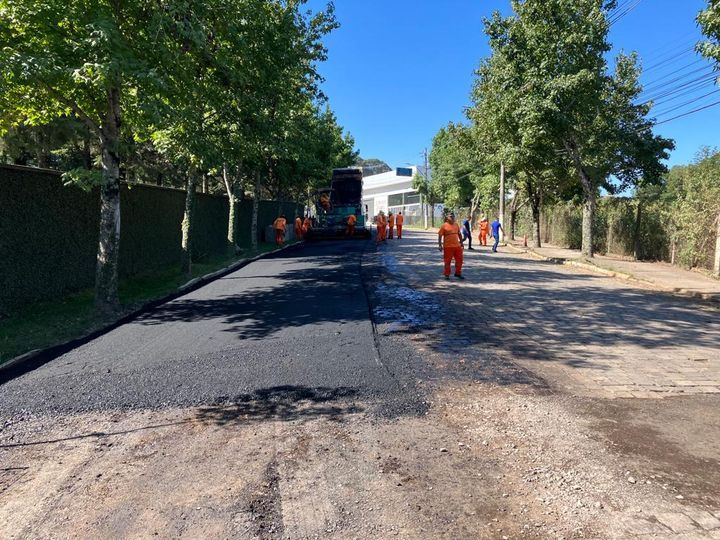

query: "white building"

left=362, top=165, right=442, bottom=226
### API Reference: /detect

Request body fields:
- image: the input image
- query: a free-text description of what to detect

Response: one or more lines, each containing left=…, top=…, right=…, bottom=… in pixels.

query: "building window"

left=404, top=191, right=420, bottom=205
left=388, top=193, right=404, bottom=206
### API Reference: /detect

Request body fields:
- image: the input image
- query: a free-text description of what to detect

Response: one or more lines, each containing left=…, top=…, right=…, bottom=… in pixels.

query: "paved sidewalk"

left=507, top=240, right=720, bottom=302
left=378, top=230, right=720, bottom=399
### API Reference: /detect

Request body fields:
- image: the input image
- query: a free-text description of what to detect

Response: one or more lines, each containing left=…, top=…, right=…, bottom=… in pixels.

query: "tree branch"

left=40, top=82, right=100, bottom=136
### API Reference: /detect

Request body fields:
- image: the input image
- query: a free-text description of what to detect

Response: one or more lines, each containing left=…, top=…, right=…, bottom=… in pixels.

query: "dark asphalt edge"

left=0, top=242, right=304, bottom=385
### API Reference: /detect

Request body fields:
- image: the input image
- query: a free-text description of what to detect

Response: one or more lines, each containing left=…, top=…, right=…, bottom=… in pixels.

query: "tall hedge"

left=0, top=165, right=302, bottom=314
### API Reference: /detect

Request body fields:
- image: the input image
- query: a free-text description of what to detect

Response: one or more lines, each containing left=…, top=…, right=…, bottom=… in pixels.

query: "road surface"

left=2, top=232, right=720, bottom=539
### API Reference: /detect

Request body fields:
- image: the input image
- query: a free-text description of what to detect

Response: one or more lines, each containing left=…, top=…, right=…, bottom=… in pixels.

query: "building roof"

left=363, top=165, right=428, bottom=190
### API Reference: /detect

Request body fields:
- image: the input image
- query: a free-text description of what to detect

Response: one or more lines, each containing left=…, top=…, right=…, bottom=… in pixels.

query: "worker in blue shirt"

left=461, top=216, right=474, bottom=250
left=491, top=217, right=504, bottom=253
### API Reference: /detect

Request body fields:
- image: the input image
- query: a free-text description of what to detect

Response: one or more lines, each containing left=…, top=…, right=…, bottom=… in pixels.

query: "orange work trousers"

left=295, top=226, right=303, bottom=240
left=388, top=225, right=394, bottom=239
left=377, top=225, right=386, bottom=242
left=275, top=229, right=285, bottom=246
left=397, top=225, right=402, bottom=238
left=346, top=224, right=355, bottom=237
left=443, top=246, right=463, bottom=276
left=479, top=232, right=488, bottom=246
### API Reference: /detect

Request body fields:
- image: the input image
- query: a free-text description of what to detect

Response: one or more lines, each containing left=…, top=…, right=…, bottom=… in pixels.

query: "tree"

left=698, top=0, right=720, bottom=66
left=473, top=0, right=672, bottom=256
left=0, top=1, right=178, bottom=311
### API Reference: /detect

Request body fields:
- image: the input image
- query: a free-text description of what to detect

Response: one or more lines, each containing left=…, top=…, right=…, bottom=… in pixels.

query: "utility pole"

left=423, top=148, right=429, bottom=229
left=499, top=162, right=506, bottom=243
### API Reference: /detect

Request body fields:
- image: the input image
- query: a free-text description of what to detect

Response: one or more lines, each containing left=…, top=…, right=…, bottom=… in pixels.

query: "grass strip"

left=0, top=242, right=283, bottom=365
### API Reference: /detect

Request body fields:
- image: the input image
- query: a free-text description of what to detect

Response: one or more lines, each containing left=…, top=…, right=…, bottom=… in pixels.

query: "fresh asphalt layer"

left=0, top=240, right=420, bottom=417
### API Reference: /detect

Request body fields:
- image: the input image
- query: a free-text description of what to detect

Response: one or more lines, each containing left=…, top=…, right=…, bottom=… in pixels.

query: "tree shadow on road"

left=195, top=385, right=363, bottom=426
left=134, top=252, right=371, bottom=341
left=377, top=231, right=720, bottom=375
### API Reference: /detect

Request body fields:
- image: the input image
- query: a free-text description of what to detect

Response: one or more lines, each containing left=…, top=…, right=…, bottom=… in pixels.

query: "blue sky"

left=307, top=0, right=719, bottom=170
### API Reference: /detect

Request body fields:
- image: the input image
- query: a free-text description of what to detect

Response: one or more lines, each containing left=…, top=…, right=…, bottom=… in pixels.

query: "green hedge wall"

left=1, top=165, right=302, bottom=314
left=0, top=166, right=100, bottom=315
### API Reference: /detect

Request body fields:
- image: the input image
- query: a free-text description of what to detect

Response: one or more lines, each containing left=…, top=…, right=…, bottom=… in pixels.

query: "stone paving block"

left=686, top=509, right=720, bottom=530
left=656, top=512, right=701, bottom=533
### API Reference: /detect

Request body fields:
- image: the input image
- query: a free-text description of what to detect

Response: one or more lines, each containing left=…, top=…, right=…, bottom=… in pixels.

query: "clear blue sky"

left=307, top=0, right=719, bottom=170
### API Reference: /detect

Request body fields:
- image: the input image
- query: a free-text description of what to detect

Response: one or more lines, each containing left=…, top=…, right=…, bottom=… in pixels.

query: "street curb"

left=0, top=242, right=303, bottom=384
left=505, top=244, right=720, bottom=308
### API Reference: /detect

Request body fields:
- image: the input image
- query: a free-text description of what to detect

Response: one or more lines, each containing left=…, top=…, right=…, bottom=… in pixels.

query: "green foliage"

left=0, top=165, right=302, bottom=314
left=665, top=148, right=720, bottom=268
left=697, top=0, right=720, bottom=65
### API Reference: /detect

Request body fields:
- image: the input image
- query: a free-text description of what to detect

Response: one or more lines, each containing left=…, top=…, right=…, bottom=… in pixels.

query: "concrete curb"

left=505, top=243, right=720, bottom=308
left=0, top=242, right=302, bottom=383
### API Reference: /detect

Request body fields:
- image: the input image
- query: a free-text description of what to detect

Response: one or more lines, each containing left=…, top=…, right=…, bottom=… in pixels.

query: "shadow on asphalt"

left=0, top=386, right=362, bottom=448
left=134, top=250, right=371, bottom=341
left=196, top=385, right=362, bottom=425
left=378, top=232, right=720, bottom=374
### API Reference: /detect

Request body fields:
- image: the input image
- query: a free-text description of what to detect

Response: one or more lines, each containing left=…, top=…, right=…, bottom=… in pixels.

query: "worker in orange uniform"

left=303, top=215, right=312, bottom=234
left=376, top=211, right=387, bottom=243
left=478, top=216, right=490, bottom=246
left=294, top=216, right=303, bottom=240
left=438, top=212, right=464, bottom=279
left=319, top=193, right=331, bottom=211
left=387, top=212, right=395, bottom=239
left=273, top=214, right=287, bottom=247
left=396, top=211, right=404, bottom=239
left=346, top=213, right=357, bottom=237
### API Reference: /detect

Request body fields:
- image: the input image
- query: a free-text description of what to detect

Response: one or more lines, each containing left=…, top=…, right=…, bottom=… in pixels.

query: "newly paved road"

left=0, top=240, right=410, bottom=416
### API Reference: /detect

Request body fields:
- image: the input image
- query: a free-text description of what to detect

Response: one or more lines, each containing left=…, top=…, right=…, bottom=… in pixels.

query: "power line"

left=641, top=45, right=699, bottom=75
left=649, top=80, right=719, bottom=108
left=640, top=61, right=709, bottom=94
left=652, top=99, right=720, bottom=126
left=641, top=71, right=719, bottom=103
left=652, top=88, right=720, bottom=117
left=608, top=0, right=642, bottom=26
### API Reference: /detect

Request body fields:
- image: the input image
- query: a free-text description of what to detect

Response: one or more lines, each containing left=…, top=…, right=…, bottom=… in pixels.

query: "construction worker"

left=438, top=212, right=464, bottom=279
left=388, top=212, right=395, bottom=239
left=396, top=211, right=404, bottom=239
left=319, top=193, right=331, bottom=211
left=376, top=211, right=387, bottom=243
left=478, top=216, right=490, bottom=246
left=462, top=215, right=474, bottom=250
left=294, top=216, right=303, bottom=240
left=273, top=214, right=287, bottom=247
left=346, top=213, right=357, bottom=237
left=491, top=217, right=504, bottom=253
left=303, top=215, right=312, bottom=234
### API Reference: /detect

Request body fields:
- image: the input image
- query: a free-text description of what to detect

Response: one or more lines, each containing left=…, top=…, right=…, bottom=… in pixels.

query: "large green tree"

left=473, top=0, right=672, bottom=256
left=0, top=0, right=180, bottom=311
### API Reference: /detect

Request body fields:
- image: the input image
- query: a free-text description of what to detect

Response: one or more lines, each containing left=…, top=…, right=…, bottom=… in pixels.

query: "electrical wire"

left=652, top=99, right=720, bottom=126
left=651, top=88, right=720, bottom=117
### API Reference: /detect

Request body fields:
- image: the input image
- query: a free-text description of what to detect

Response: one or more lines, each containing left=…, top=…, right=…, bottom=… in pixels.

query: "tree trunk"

left=633, top=200, right=643, bottom=260
left=714, top=211, right=720, bottom=278
left=510, top=210, right=517, bottom=241
left=499, top=163, right=506, bottom=243
left=582, top=190, right=596, bottom=258
left=565, top=140, right=596, bottom=257
left=202, top=174, right=209, bottom=194
left=251, top=170, right=260, bottom=252
left=222, top=164, right=237, bottom=255
left=181, top=173, right=197, bottom=277
left=530, top=193, right=541, bottom=248
left=94, top=86, right=122, bottom=313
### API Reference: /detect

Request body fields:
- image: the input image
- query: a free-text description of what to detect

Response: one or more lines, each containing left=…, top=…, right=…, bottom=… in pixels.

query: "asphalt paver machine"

left=306, top=168, right=370, bottom=239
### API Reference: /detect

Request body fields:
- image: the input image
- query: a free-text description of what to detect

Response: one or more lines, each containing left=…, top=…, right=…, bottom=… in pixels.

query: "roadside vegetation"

left=427, top=0, right=720, bottom=276
left=0, top=0, right=357, bottom=313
